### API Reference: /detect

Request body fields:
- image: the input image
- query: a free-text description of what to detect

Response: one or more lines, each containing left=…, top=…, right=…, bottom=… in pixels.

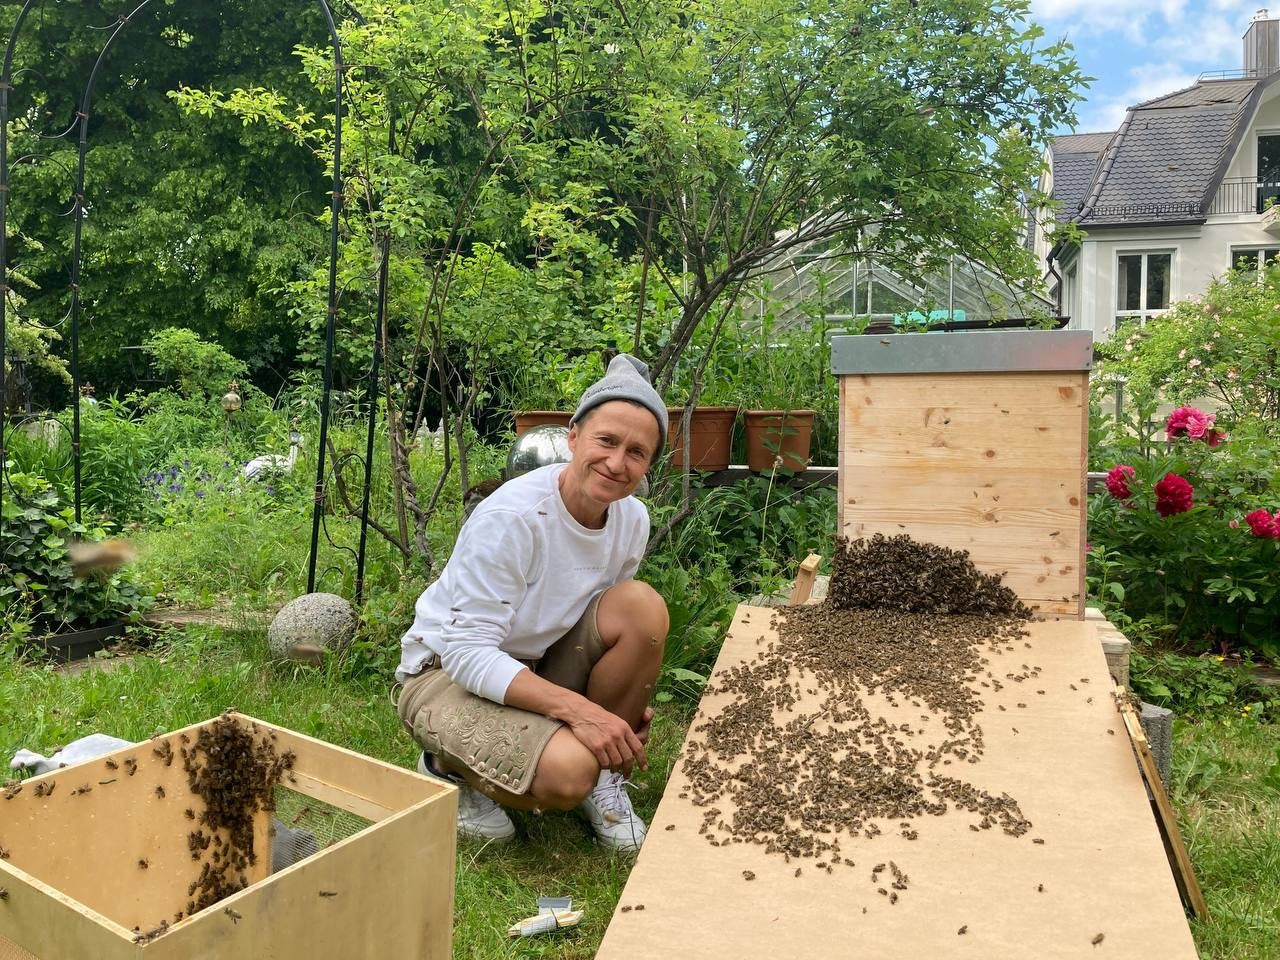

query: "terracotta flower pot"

left=666, top=406, right=738, bottom=471
left=744, top=409, right=815, bottom=472
left=514, top=410, right=574, bottom=435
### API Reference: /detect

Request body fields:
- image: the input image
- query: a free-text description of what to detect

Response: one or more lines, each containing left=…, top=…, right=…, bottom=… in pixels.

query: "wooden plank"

left=1116, top=690, right=1208, bottom=919
left=838, top=370, right=1087, bottom=618
left=598, top=606, right=1197, bottom=960
left=0, top=863, right=136, bottom=960
left=143, top=796, right=456, bottom=960
left=787, top=554, right=822, bottom=607
left=260, top=720, right=442, bottom=815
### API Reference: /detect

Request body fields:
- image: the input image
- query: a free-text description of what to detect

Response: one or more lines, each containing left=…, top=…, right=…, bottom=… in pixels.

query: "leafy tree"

left=170, top=0, right=1082, bottom=570
left=1, top=0, right=330, bottom=399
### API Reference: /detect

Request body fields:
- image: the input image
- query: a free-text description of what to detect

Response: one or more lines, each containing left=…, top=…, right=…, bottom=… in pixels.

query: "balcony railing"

left=1208, top=177, right=1280, bottom=215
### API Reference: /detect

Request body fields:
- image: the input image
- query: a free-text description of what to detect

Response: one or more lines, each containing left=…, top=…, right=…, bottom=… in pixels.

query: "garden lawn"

left=1, top=629, right=1276, bottom=958
left=0, top=626, right=687, bottom=959
left=1176, top=716, right=1280, bottom=960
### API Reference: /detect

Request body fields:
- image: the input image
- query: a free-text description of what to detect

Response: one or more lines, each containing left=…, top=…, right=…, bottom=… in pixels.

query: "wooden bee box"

left=0, top=714, right=455, bottom=960
left=831, top=330, right=1092, bottom=618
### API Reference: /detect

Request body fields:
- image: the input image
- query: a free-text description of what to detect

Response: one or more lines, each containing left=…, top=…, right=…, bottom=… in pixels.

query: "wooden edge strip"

left=1114, top=689, right=1209, bottom=919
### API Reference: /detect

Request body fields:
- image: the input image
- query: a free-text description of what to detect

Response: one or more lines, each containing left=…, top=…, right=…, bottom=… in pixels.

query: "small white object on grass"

left=11, top=734, right=135, bottom=775
left=507, top=897, right=583, bottom=937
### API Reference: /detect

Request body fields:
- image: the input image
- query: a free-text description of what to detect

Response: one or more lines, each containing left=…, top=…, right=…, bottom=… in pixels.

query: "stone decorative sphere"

left=268, top=592, right=357, bottom=663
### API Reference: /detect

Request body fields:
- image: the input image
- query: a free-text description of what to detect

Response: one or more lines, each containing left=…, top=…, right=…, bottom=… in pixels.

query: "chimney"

left=1245, top=9, right=1280, bottom=77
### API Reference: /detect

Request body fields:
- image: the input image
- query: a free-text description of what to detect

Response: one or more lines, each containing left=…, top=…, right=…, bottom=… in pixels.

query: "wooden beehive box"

left=0, top=713, right=456, bottom=959
left=831, top=329, right=1092, bottom=618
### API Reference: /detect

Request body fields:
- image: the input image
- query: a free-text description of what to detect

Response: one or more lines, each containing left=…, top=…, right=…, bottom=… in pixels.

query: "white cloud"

left=1032, top=0, right=1256, bottom=49
left=1078, top=63, right=1202, bottom=131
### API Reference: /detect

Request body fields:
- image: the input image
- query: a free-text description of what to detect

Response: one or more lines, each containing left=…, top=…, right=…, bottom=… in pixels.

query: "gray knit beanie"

left=570, top=354, right=667, bottom=450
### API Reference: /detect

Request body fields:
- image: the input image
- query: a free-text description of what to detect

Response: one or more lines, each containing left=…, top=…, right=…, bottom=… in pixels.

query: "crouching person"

left=395, top=355, right=669, bottom=853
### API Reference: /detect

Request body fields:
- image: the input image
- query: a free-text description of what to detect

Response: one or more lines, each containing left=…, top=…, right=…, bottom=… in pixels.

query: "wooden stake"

left=1115, top=687, right=1208, bottom=919
left=787, top=554, right=822, bottom=607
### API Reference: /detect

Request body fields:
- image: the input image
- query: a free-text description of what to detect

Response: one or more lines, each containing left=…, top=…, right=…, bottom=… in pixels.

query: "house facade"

left=1036, top=12, right=1280, bottom=341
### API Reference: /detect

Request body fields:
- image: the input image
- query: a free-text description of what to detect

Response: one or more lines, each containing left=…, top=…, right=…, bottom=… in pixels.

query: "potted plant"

left=512, top=353, right=601, bottom=435
left=743, top=406, right=815, bottom=472
left=666, top=401, right=738, bottom=471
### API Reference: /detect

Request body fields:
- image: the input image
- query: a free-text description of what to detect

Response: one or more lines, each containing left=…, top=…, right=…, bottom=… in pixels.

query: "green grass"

left=3, top=628, right=1277, bottom=957
left=0, top=627, right=689, bottom=959
left=1174, top=716, right=1280, bottom=959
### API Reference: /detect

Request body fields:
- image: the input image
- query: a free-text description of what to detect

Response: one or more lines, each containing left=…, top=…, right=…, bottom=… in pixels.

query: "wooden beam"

left=1115, top=688, right=1208, bottom=919
left=787, top=554, right=822, bottom=606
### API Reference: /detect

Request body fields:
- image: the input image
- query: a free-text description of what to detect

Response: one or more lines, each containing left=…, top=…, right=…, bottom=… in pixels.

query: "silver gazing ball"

left=502, top=423, right=651, bottom=496
left=506, top=425, right=572, bottom=479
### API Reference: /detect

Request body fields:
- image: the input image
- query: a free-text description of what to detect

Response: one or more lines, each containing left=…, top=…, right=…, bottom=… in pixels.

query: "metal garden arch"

left=0, top=0, right=388, bottom=607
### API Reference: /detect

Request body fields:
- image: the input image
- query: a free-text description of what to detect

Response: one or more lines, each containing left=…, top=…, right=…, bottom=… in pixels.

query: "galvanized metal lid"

left=830, top=329, right=1093, bottom=375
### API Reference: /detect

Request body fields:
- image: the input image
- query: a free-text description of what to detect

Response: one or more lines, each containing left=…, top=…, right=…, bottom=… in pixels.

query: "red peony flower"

left=1154, top=473, right=1194, bottom=517
left=1105, top=464, right=1136, bottom=500
left=1205, top=428, right=1227, bottom=448
left=1243, top=509, right=1278, bottom=539
left=1165, top=406, right=1215, bottom=441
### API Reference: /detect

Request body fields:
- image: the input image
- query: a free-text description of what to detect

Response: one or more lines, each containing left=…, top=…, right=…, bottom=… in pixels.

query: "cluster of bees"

left=681, top=535, right=1039, bottom=900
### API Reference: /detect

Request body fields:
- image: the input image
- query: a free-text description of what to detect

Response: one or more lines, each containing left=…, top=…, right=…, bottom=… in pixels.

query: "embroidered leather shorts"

left=395, top=594, right=606, bottom=795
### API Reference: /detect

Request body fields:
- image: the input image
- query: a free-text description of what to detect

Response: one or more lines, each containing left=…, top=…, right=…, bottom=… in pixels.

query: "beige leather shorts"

left=395, top=594, right=606, bottom=795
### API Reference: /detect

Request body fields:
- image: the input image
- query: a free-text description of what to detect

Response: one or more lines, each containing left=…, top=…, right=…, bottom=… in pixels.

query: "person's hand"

left=566, top=699, right=648, bottom=774
left=635, top=706, right=654, bottom=747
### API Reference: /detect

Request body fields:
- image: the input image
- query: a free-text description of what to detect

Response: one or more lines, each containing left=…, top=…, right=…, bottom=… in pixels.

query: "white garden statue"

left=242, top=428, right=303, bottom=480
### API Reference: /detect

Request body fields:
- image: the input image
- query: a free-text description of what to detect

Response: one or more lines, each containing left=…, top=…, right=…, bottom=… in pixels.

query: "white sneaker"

left=416, top=753, right=516, bottom=842
left=579, top=769, right=647, bottom=854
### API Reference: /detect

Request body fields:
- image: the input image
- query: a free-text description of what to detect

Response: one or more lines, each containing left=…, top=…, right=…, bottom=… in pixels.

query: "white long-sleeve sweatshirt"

left=396, top=463, right=649, bottom=703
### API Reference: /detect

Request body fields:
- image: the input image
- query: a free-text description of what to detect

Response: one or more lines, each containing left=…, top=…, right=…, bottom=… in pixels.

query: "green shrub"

left=142, top=328, right=248, bottom=398
left=1131, top=651, right=1280, bottom=722
left=1088, top=410, right=1280, bottom=660
left=0, top=471, right=151, bottom=639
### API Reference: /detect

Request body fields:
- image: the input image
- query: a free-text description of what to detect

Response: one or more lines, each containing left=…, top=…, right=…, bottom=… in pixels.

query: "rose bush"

left=1089, top=408, right=1280, bottom=660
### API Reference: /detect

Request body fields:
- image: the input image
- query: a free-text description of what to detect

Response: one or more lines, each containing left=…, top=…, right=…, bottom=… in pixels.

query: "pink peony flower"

left=1228, top=519, right=1239, bottom=529
left=1154, top=474, right=1194, bottom=517
left=1105, top=465, right=1136, bottom=500
left=1165, top=406, right=1215, bottom=441
left=1244, top=509, right=1279, bottom=539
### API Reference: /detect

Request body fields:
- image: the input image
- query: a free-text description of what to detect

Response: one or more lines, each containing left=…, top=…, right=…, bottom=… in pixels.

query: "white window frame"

left=1229, top=245, right=1280, bottom=277
left=1062, top=261, right=1078, bottom=327
left=1114, top=249, right=1174, bottom=333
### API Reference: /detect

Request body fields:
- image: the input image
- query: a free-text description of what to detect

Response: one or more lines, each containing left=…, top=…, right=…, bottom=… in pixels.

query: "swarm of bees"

left=681, top=535, right=1037, bottom=903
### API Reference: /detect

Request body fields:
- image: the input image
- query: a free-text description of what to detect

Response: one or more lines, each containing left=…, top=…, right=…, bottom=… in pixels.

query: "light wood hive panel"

left=0, top=715, right=455, bottom=959
left=838, top=371, right=1088, bottom=617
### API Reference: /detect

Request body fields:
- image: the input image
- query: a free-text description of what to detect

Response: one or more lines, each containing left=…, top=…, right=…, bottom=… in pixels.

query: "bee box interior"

left=0, top=713, right=455, bottom=959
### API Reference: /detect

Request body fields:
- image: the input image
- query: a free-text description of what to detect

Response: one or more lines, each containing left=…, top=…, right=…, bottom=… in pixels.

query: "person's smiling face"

left=560, top=401, right=659, bottom=525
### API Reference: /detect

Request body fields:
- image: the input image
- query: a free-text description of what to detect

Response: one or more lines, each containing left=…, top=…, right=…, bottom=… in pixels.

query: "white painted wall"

left=1070, top=222, right=1280, bottom=340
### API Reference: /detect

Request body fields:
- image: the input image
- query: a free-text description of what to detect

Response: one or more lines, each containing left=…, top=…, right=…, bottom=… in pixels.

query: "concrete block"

left=1099, top=629, right=1131, bottom=689
left=1140, top=702, right=1173, bottom=787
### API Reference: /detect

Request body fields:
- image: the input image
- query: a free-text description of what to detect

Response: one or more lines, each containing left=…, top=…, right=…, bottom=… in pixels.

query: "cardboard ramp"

left=598, top=606, right=1198, bottom=960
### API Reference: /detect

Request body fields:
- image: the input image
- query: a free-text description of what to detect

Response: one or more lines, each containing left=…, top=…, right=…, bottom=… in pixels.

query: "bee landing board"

left=0, top=714, right=456, bottom=960
left=598, top=606, right=1198, bottom=960
left=831, top=330, right=1092, bottom=619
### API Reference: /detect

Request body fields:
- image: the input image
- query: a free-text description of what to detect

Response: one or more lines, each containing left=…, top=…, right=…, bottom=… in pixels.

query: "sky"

left=1030, top=0, right=1274, bottom=133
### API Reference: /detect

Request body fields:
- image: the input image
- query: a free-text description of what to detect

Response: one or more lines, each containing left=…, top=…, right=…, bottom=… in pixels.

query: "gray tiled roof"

left=1052, top=78, right=1270, bottom=227
left=1051, top=134, right=1112, bottom=222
